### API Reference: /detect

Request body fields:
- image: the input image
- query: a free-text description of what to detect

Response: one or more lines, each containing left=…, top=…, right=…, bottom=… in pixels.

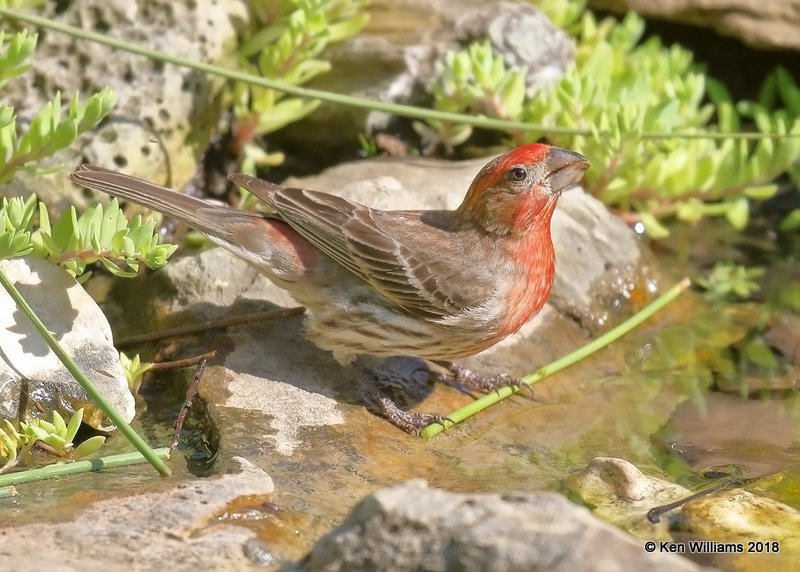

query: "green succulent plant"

left=424, top=1, right=800, bottom=237
left=231, top=0, right=369, bottom=173
left=0, top=194, right=177, bottom=281
left=0, top=30, right=116, bottom=184
left=0, top=408, right=106, bottom=473
left=695, top=263, right=765, bottom=301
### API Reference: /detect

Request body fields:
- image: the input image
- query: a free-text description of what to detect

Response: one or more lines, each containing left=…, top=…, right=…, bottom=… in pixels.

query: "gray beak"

left=546, top=147, right=590, bottom=193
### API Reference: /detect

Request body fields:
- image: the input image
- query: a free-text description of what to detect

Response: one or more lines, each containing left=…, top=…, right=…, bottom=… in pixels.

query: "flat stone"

left=0, top=458, right=275, bottom=571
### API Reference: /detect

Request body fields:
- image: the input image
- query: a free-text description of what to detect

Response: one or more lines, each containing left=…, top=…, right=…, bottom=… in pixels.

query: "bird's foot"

left=349, top=365, right=452, bottom=435
left=434, top=361, right=532, bottom=397
left=373, top=394, right=452, bottom=435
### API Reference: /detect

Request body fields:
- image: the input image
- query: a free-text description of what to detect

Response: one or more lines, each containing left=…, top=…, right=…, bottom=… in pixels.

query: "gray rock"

left=0, top=458, right=276, bottom=571
left=588, top=0, right=800, bottom=51
left=6, top=0, right=245, bottom=210
left=277, top=0, right=574, bottom=149
left=299, top=479, right=710, bottom=572
left=456, top=1, right=575, bottom=92
left=0, top=258, right=134, bottom=430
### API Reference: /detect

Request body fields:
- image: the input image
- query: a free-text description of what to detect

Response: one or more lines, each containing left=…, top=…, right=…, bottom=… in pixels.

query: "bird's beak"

left=545, top=147, right=590, bottom=194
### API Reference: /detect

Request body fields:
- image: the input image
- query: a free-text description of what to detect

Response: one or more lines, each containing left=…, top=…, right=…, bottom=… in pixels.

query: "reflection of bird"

left=71, top=143, right=589, bottom=433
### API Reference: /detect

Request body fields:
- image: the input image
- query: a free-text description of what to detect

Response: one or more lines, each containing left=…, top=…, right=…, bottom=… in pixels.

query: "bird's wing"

left=270, top=187, right=496, bottom=321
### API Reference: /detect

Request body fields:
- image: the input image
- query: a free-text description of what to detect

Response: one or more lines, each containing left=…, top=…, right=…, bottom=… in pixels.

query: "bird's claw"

left=352, top=364, right=454, bottom=435
left=436, top=362, right=533, bottom=397
left=376, top=395, right=453, bottom=435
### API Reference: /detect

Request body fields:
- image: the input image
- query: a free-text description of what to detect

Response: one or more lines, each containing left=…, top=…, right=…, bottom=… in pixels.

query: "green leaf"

left=52, top=410, right=67, bottom=436
left=742, top=185, right=777, bottom=200
left=42, top=433, right=67, bottom=451
left=25, top=424, right=50, bottom=442
left=0, top=30, right=37, bottom=87
left=72, top=435, right=106, bottom=459
left=638, top=210, right=670, bottom=238
left=50, top=120, right=78, bottom=153
left=64, top=408, right=84, bottom=444
left=725, top=197, right=749, bottom=230
left=779, top=209, right=800, bottom=232
left=256, top=98, right=321, bottom=134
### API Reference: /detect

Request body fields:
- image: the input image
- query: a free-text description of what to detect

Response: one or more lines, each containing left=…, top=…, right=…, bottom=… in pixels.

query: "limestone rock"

left=588, top=0, right=800, bottom=51
left=0, top=257, right=134, bottom=430
left=5, top=0, right=245, bottom=210
left=300, top=480, right=711, bottom=572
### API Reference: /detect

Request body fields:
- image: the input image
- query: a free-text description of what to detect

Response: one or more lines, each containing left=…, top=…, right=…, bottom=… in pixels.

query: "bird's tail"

left=70, top=164, right=263, bottom=242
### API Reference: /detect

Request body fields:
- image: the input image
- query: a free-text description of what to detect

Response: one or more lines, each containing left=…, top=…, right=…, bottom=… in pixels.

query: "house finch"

left=71, top=144, right=589, bottom=433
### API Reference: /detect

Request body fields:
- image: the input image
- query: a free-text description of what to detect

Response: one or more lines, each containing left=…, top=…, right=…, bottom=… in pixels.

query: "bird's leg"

left=348, top=365, right=451, bottom=435
left=433, top=360, right=532, bottom=396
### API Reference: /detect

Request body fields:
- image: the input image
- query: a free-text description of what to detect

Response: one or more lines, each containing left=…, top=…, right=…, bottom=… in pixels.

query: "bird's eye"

left=508, top=167, right=527, bottom=182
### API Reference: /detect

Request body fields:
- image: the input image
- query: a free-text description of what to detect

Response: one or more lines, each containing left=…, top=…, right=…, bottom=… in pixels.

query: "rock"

left=567, top=457, right=691, bottom=540
left=298, top=479, right=710, bottom=571
left=456, top=1, right=574, bottom=91
left=140, top=248, right=346, bottom=457
left=683, top=489, right=800, bottom=570
left=0, top=458, right=276, bottom=571
left=276, top=0, right=574, bottom=153
left=5, top=0, right=245, bottom=210
left=587, top=0, right=800, bottom=51
left=568, top=459, right=800, bottom=570
left=0, top=258, right=134, bottom=430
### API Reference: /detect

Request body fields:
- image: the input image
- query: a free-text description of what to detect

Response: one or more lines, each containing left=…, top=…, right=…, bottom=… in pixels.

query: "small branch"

left=149, top=350, right=217, bottom=371
left=115, top=307, right=305, bottom=348
left=647, top=473, right=743, bottom=523
left=169, top=356, right=209, bottom=454
left=33, top=441, right=63, bottom=457
left=419, top=277, right=692, bottom=439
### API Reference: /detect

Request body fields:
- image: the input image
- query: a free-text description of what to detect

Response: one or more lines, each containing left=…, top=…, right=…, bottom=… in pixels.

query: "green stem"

left=420, top=277, right=692, bottom=440
left=0, top=267, right=171, bottom=476
left=0, top=448, right=171, bottom=487
left=0, top=485, right=16, bottom=498
left=0, top=8, right=794, bottom=141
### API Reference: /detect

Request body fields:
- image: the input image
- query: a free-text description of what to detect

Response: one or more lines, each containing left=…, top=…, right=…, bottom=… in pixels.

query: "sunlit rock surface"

left=0, top=258, right=134, bottom=430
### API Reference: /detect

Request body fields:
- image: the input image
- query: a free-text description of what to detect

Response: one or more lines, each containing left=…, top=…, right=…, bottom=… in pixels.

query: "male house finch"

left=71, top=144, right=589, bottom=433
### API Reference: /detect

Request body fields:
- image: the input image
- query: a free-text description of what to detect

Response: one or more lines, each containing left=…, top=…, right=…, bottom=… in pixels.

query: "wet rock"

left=568, top=458, right=800, bottom=570
left=119, top=247, right=345, bottom=457
left=567, top=457, right=691, bottom=540
left=0, top=458, right=276, bottom=571
left=0, top=258, right=134, bottom=430
left=276, top=0, right=573, bottom=151
left=6, top=0, right=245, bottom=210
left=298, top=479, right=709, bottom=572
left=587, top=0, right=800, bottom=51
left=682, top=489, right=800, bottom=570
